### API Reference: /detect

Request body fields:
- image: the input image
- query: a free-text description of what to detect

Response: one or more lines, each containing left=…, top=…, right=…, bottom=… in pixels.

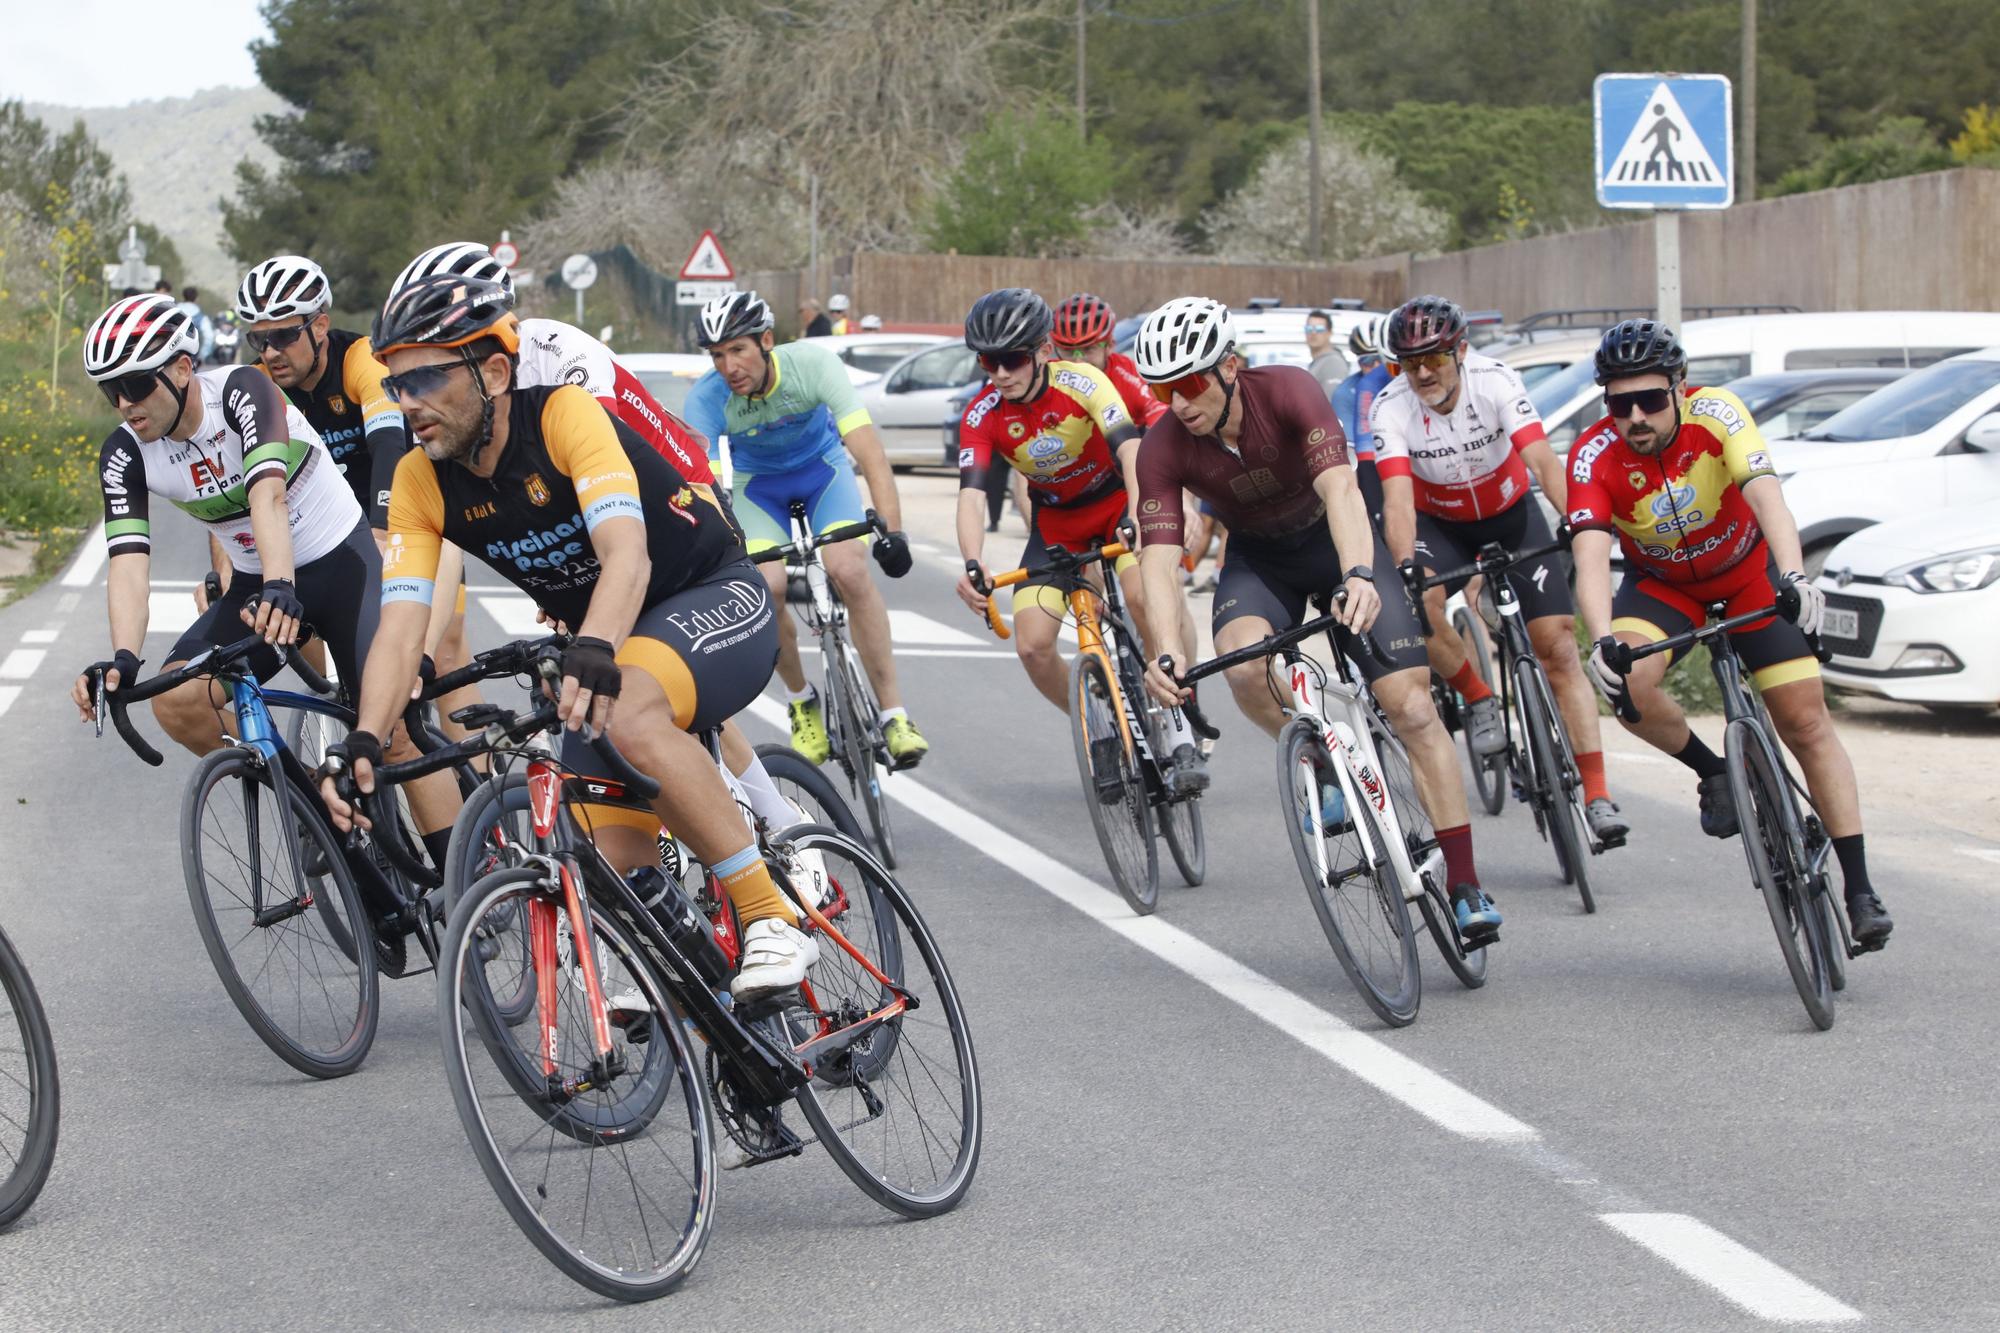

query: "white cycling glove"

left=1586, top=637, right=1627, bottom=706
left=1778, top=570, right=1826, bottom=636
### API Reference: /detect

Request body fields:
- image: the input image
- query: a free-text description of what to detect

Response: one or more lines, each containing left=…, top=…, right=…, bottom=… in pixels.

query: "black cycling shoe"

left=1167, top=742, right=1210, bottom=796
left=1586, top=797, right=1630, bottom=848
left=1846, top=890, right=1893, bottom=951
left=1697, top=772, right=1739, bottom=839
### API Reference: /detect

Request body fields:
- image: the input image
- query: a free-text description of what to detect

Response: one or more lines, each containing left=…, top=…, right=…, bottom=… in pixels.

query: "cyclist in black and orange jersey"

left=952, top=288, right=1207, bottom=792
left=316, top=273, right=818, bottom=999
left=1570, top=320, right=1891, bottom=948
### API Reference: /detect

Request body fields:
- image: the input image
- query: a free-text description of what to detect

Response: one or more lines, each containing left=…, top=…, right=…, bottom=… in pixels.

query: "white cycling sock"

left=732, top=753, right=807, bottom=829
left=879, top=706, right=907, bottom=725
left=785, top=683, right=815, bottom=704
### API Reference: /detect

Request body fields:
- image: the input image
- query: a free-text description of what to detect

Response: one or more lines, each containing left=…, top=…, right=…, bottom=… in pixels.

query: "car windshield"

left=1798, top=358, right=2000, bottom=442
left=634, top=371, right=694, bottom=416
left=898, top=343, right=979, bottom=392
left=845, top=342, right=935, bottom=374
left=1719, top=375, right=1796, bottom=416
left=1528, top=357, right=1597, bottom=418
left=1514, top=361, right=1570, bottom=390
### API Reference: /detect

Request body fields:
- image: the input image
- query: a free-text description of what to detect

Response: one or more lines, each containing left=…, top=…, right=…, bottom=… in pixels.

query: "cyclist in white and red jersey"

left=1372, top=295, right=1628, bottom=846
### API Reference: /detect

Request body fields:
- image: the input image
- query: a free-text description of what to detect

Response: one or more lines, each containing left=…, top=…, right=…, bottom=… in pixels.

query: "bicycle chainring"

left=707, top=1050, right=808, bottom=1165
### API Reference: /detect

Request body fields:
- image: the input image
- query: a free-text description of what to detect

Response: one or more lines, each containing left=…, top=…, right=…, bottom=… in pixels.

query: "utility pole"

left=1076, top=0, right=1087, bottom=138
left=1741, top=0, right=1758, bottom=201
left=1307, top=0, right=1323, bottom=261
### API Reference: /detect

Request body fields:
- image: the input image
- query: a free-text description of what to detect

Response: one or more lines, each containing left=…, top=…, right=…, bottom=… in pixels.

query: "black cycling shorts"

left=166, top=518, right=380, bottom=689
left=1613, top=556, right=1819, bottom=692
left=1413, top=500, right=1572, bottom=622
left=1211, top=524, right=1427, bottom=683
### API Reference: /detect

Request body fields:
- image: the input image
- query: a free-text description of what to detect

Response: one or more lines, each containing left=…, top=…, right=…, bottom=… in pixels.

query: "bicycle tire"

left=438, top=867, right=713, bottom=1301
left=1279, top=719, right=1420, bottom=1026
left=1516, top=657, right=1594, bottom=913
left=830, top=636, right=896, bottom=869
left=1069, top=653, right=1158, bottom=914
left=755, top=743, right=869, bottom=844
left=1368, top=713, right=1489, bottom=988
left=0, top=925, right=58, bottom=1228
left=182, top=748, right=379, bottom=1078
left=1727, top=720, right=1835, bottom=1030
left=1453, top=605, right=1507, bottom=816
left=782, top=828, right=982, bottom=1218
left=1159, top=794, right=1206, bottom=887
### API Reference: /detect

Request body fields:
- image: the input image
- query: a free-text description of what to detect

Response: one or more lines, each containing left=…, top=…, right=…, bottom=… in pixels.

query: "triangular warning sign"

left=1604, top=82, right=1725, bottom=188
left=679, top=230, right=734, bottom=280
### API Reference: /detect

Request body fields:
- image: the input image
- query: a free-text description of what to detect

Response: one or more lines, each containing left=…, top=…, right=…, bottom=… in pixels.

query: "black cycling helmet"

left=1385, top=295, right=1467, bottom=358
left=372, top=273, right=519, bottom=357
left=963, top=288, right=1053, bottom=355
left=1593, top=318, right=1687, bottom=385
left=697, top=290, right=774, bottom=348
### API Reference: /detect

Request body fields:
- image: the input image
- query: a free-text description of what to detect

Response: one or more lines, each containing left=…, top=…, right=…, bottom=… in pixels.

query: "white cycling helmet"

left=828, top=293, right=850, bottom=313
left=859, top=314, right=882, bottom=331
left=235, top=255, right=332, bottom=322
left=392, top=241, right=515, bottom=302
left=83, top=295, right=200, bottom=381
left=697, top=290, right=774, bottom=347
left=1133, top=297, right=1238, bottom=382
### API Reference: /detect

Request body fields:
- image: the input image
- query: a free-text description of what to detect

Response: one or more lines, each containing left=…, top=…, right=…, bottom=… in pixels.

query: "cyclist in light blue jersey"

left=684, top=291, right=928, bottom=769
left=1330, top=315, right=1392, bottom=522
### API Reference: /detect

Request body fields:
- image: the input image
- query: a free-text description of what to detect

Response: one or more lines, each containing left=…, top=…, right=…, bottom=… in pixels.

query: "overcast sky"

left=0, top=0, right=268, bottom=107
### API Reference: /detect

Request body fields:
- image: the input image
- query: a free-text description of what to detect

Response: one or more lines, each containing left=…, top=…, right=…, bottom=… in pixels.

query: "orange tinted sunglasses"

left=1146, top=371, right=1209, bottom=404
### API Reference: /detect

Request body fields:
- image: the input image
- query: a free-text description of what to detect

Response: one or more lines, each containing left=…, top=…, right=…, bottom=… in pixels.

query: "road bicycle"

left=0, top=922, right=58, bottom=1228
left=354, top=640, right=981, bottom=1301
left=1609, top=606, right=1857, bottom=1029
left=1173, top=592, right=1486, bottom=1027
left=1414, top=535, right=1614, bottom=913
left=973, top=539, right=1205, bottom=915
left=753, top=505, right=900, bottom=867
left=1428, top=590, right=1508, bottom=817
left=93, top=632, right=468, bottom=1078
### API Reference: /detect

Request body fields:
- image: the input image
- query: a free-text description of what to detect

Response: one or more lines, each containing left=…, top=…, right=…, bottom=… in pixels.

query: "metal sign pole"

left=1654, top=210, right=1682, bottom=331
left=576, top=286, right=585, bottom=327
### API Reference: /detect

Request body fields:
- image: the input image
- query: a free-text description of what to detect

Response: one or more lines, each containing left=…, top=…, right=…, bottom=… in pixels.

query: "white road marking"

left=799, top=646, right=1012, bottom=660
left=0, top=686, right=19, bottom=718
left=885, top=608, right=984, bottom=646
left=21, top=630, right=56, bottom=645
left=145, top=593, right=198, bottom=635
left=60, top=524, right=106, bottom=586
left=476, top=595, right=547, bottom=637
left=0, top=649, right=46, bottom=679
left=56, top=593, right=80, bottom=615
left=1600, top=1214, right=1862, bottom=1324
left=1956, top=846, right=2000, bottom=867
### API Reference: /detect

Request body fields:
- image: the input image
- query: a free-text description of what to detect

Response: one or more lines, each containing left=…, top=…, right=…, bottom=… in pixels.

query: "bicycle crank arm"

left=252, top=893, right=314, bottom=928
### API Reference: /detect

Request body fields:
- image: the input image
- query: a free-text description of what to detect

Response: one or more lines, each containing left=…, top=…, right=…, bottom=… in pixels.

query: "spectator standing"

left=800, top=297, right=832, bottom=338
left=175, top=284, right=215, bottom=363
left=828, top=293, right=852, bottom=335
left=1304, top=308, right=1350, bottom=397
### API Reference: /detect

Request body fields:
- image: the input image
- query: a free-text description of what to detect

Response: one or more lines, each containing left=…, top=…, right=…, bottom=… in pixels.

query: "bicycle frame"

left=981, top=544, right=1146, bottom=764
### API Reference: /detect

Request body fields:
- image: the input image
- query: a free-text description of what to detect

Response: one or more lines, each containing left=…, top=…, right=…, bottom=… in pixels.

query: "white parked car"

left=861, top=341, right=982, bottom=469
left=1814, top=499, right=2000, bottom=714
left=798, top=332, right=952, bottom=381
left=619, top=352, right=711, bottom=418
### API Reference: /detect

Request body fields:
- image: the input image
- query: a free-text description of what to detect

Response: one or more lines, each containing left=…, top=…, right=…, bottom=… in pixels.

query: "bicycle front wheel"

left=1516, top=657, right=1594, bottom=913
left=1369, top=713, right=1488, bottom=989
left=1279, top=720, right=1419, bottom=1026
left=1069, top=653, right=1159, bottom=914
left=831, top=639, right=896, bottom=869
left=1727, top=721, right=1835, bottom=1029
left=781, top=828, right=981, bottom=1218
left=755, top=742, right=869, bottom=843
left=182, top=748, right=379, bottom=1078
left=0, top=925, right=58, bottom=1228
left=438, top=867, right=714, bottom=1301
left=1159, top=793, right=1206, bottom=887
left=1453, top=605, right=1507, bottom=816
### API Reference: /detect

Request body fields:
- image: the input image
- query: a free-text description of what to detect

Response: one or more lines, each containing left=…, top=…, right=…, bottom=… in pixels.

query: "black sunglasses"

left=381, top=359, right=474, bottom=403
left=245, top=322, right=312, bottom=354
left=98, top=368, right=162, bottom=407
left=978, top=349, right=1034, bottom=374
left=1606, top=387, right=1675, bottom=419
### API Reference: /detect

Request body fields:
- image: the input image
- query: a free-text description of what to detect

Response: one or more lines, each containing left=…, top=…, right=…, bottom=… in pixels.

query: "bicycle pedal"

left=731, top=986, right=803, bottom=1022
left=1595, top=830, right=1627, bottom=851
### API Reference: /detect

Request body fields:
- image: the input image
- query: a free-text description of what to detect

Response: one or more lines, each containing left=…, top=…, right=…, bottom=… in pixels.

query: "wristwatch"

left=1343, top=565, right=1375, bottom=582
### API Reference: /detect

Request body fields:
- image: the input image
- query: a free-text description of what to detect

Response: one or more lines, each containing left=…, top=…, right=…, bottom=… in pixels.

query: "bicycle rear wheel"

left=1727, top=720, right=1835, bottom=1030
left=1517, top=658, right=1594, bottom=913
left=830, top=638, right=896, bottom=869
left=182, top=748, right=378, bottom=1078
left=0, top=925, right=58, bottom=1228
left=781, top=828, right=981, bottom=1218
left=1454, top=605, right=1507, bottom=816
left=439, top=868, right=713, bottom=1301
left=755, top=743, right=869, bottom=843
left=1279, top=719, right=1420, bottom=1026
left=1069, top=653, right=1159, bottom=914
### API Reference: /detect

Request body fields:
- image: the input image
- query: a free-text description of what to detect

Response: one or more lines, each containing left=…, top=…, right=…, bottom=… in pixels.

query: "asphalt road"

left=2, top=498, right=1997, bottom=1331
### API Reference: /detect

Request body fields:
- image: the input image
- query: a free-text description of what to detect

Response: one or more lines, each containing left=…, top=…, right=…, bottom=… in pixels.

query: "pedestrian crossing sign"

left=1594, top=73, right=1734, bottom=210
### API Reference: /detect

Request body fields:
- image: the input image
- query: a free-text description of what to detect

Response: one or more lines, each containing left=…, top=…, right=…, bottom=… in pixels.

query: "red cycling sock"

left=1575, top=750, right=1609, bottom=804
left=1436, top=823, right=1478, bottom=888
left=1446, top=661, right=1493, bottom=703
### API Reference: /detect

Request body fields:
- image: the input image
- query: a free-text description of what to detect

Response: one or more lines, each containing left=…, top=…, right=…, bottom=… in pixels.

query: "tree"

left=36, top=183, right=94, bottom=407
left=0, top=101, right=168, bottom=275
left=1201, top=126, right=1446, bottom=264
left=925, top=108, right=1119, bottom=258
left=520, top=154, right=808, bottom=277
left=1949, top=103, right=2000, bottom=166
left=1771, top=117, right=1954, bottom=196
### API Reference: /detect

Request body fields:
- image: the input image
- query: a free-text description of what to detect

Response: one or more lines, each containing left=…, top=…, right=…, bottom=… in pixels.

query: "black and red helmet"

left=371, top=273, right=520, bottom=358
left=1385, top=295, right=1468, bottom=359
left=1052, top=293, right=1116, bottom=349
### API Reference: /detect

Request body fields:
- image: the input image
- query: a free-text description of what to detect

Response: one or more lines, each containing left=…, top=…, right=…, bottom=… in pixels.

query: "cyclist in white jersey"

left=1371, top=295, right=1626, bottom=843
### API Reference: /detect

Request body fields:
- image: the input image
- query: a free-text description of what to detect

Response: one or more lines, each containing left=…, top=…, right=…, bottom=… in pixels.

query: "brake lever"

left=91, top=669, right=107, bottom=739
left=1157, top=656, right=1220, bottom=741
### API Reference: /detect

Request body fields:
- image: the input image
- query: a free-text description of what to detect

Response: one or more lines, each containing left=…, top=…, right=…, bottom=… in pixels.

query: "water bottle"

left=628, top=867, right=731, bottom=990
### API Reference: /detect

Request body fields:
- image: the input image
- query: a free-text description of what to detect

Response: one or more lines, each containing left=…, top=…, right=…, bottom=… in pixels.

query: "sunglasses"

left=977, top=349, right=1035, bottom=374
left=381, top=359, right=474, bottom=403
left=98, top=368, right=163, bottom=407
left=1145, top=372, right=1212, bottom=404
left=1605, top=387, right=1675, bottom=418
left=245, top=322, right=312, bottom=354
left=1397, top=349, right=1456, bottom=374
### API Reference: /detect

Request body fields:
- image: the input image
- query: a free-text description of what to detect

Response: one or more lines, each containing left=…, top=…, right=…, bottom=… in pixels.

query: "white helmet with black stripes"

left=235, top=255, right=333, bottom=322
left=1134, top=297, right=1238, bottom=382
left=392, top=240, right=516, bottom=302
left=697, top=290, right=775, bottom=348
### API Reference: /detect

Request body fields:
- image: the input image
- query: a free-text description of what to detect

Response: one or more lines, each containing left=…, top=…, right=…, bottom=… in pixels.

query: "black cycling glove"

left=872, top=529, right=914, bottom=579
left=90, top=649, right=143, bottom=691
left=561, top=636, right=623, bottom=699
left=251, top=577, right=305, bottom=623
left=325, top=729, right=384, bottom=772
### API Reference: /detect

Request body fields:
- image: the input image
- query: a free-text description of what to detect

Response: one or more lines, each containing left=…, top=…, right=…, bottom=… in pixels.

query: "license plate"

left=1821, top=606, right=1861, bottom=642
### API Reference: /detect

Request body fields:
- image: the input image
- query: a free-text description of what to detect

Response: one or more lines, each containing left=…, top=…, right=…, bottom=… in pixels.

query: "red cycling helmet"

left=1051, top=292, right=1116, bottom=349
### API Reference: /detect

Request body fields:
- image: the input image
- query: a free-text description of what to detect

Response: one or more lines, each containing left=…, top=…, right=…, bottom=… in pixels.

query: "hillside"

left=27, top=85, right=282, bottom=297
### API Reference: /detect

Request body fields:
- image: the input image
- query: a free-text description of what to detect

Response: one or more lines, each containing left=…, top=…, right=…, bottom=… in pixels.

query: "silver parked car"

left=863, top=341, right=983, bottom=469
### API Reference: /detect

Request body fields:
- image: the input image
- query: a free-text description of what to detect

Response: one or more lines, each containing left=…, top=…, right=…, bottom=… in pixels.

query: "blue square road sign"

left=1595, top=73, right=1734, bottom=210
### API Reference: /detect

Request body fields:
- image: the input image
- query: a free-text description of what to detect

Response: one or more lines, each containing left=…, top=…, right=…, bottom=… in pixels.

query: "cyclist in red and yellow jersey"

left=1570, top=320, right=1891, bottom=948
left=1051, top=293, right=1165, bottom=429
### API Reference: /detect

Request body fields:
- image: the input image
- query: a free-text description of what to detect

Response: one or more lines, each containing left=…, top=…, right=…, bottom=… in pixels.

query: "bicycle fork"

left=526, top=761, right=626, bottom=1101
left=1286, top=660, right=1435, bottom=902
left=227, top=682, right=318, bottom=928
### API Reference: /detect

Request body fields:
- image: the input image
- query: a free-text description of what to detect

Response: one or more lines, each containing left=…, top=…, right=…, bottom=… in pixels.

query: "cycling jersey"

left=1103, top=351, right=1167, bottom=428
left=1134, top=364, right=1350, bottom=547
left=516, top=318, right=716, bottom=485
left=269, top=326, right=405, bottom=525
left=1332, top=361, right=1390, bottom=461
left=98, top=364, right=360, bottom=572
left=682, top=341, right=869, bottom=474
left=958, top=360, right=1137, bottom=547
left=382, top=384, right=740, bottom=628
left=1370, top=351, right=1544, bottom=520
left=1567, top=384, right=1777, bottom=595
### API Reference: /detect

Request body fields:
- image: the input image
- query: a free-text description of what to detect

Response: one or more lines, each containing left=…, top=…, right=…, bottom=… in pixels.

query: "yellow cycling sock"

left=713, top=846, right=798, bottom=927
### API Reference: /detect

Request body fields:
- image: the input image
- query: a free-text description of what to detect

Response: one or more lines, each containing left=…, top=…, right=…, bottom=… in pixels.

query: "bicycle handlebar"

left=93, top=632, right=324, bottom=768
left=1605, top=602, right=1831, bottom=726
left=749, top=509, right=886, bottom=565
left=971, top=541, right=1131, bottom=641
left=1168, top=587, right=1384, bottom=697
left=422, top=632, right=570, bottom=699
left=1413, top=534, right=1570, bottom=597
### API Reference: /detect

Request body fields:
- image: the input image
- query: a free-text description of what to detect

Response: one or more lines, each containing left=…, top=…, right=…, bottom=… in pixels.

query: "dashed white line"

left=1601, top=1214, right=1862, bottom=1324
left=20, top=630, right=56, bottom=645
left=0, top=686, right=20, bottom=719
left=0, top=649, right=46, bottom=679
left=60, top=524, right=106, bottom=587
left=1956, top=846, right=2000, bottom=867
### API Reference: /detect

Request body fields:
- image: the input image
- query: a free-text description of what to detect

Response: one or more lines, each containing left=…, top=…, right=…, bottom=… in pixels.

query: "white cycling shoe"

left=729, top=917, right=820, bottom=1000
left=789, top=847, right=836, bottom=913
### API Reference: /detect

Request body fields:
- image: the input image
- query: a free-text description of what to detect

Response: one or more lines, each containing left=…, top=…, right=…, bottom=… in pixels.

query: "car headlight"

left=1890, top=546, right=2000, bottom=593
